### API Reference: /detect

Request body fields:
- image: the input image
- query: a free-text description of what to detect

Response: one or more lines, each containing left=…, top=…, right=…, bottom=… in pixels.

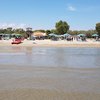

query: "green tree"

left=13, top=28, right=26, bottom=37
left=96, top=23, right=100, bottom=35
left=46, top=30, right=51, bottom=35
left=6, top=27, right=13, bottom=34
left=51, top=29, right=57, bottom=33
left=68, top=30, right=78, bottom=35
left=55, top=20, right=69, bottom=34
left=86, top=30, right=97, bottom=38
left=0, top=29, right=7, bottom=34
left=33, top=30, right=45, bottom=33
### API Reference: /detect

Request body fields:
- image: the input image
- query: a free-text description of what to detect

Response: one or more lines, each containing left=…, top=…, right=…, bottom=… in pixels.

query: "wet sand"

left=0, top=89, right=100, bottom=100
left=0, top=65, right=100, bottom=100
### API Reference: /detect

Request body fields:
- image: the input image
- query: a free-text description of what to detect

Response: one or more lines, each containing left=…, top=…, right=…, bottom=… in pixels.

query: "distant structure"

left=26, top=27, right=33, bottom=39
left=26, top=27, right=32, bottom=31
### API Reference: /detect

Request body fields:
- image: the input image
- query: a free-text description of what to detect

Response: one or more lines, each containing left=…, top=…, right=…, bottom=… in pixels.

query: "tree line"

left=0, top=20, right=100, bottom=38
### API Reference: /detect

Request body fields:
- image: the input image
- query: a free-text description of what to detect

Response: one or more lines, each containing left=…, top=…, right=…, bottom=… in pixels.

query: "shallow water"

left=0, top=46, right=100, bottom=68
left=0, top=46, right=100, bottom=95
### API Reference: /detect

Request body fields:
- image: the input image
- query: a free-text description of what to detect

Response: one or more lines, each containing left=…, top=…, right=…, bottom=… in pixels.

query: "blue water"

left=0, top=47, right=100, bottom=68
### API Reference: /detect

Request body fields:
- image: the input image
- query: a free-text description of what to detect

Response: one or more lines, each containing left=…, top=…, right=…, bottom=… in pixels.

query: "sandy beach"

left=0, top=39, right=100, bottom=47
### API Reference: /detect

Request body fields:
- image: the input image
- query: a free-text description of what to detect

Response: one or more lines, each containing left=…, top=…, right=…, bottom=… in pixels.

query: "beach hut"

left=32, top=31, right=47, bottom=40
left=3, top=34, right=11, bottom=40
left=0, top=34, right=11, bottom=40
left=33, top=32, right=46, bottom=37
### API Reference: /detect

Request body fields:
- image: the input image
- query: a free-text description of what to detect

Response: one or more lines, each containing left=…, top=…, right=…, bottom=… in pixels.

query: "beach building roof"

left=33, top=31, right=47, bottom=37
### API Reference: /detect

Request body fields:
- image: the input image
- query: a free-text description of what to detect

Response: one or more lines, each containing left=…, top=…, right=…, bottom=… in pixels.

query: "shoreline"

left=0, top=39, right=100, bottom=47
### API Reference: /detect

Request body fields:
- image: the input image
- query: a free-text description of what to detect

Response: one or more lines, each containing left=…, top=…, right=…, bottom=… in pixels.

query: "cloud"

left=67, top=5, right=76, bottom=11
left=0, top=23, right=28, bottom=30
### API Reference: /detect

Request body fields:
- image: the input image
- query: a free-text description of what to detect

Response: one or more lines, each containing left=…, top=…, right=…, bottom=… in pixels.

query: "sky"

left=0, top=0, right=100, bottom=30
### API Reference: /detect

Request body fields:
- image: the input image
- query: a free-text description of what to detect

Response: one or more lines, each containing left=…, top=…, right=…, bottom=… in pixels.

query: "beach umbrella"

left=0, top=33, right=4, bottom=36
left=55, top=35, right=62, bottom=37
left=60, top=35, right=64, bottom=37
left=77, top=34, right=86, bottom=37
left=11, top=33, right=22, bottom=38
left=63, top=33, right=71, bottom=37
left=12, top=33, right=22, bottom=36
left=92, top=34, right=99, bottom=37
left=54, top=34, right=60, bottom=37
left=49, top=33, right=57, bottom=37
